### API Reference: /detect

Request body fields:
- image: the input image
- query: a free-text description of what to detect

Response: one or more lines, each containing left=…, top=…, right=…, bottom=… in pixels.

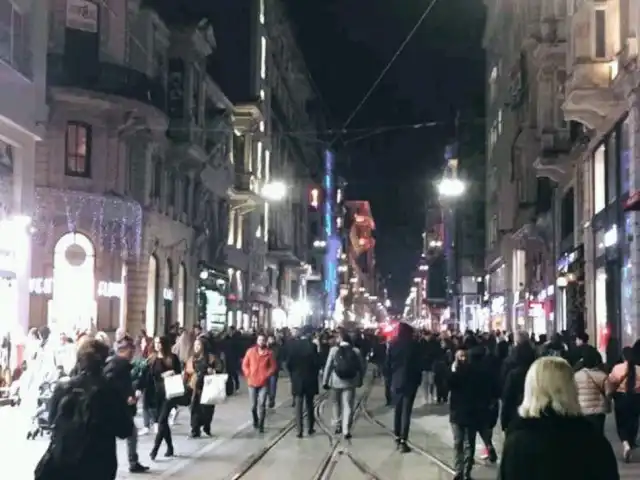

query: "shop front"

left=0, top=215, right=32, bottom=369
left=226, top=269, right=246, bottom=330
left=556, top=245, right=585, bottom=336
left=197, top=264, right=228, bottom=333
left=588, top=116, right=629, bottom=362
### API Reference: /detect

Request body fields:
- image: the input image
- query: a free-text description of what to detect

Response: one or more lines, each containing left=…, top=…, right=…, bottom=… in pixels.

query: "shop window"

left=595, top=268, right=607, bottom=360
left=177, top=263, right=186, bottom=327
left=606, top=133, right=617, bottom=204
left=65, top=122, right=92, bottom=177
left=593, top=144, right=605, bottom=214
left=146, top=255, right=158, bottom=335
left=620, top=117, right=631, bottom=194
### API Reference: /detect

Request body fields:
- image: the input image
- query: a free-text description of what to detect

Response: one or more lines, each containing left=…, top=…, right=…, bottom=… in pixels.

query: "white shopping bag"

left=163, top=373, right=185, bottom=400
left=200, top=374, right=228, bottom=405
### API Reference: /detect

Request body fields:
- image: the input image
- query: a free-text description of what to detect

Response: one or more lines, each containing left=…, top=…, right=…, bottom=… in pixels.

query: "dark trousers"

left=451, top=423, right=476, bottom=477
left=383, top=375, right=392, bottom=405
left=229, top=369, right=240, bottom=392
left=126, top=413, right=138, bottom=466
left=613, top=392, right=640, bottom=446
left=584, top=413, right=606, bottom=434
left=294, top=392, right=315, bottom=434
left=190, top=396, right=215, bottom=434
left=152, top=399, right=176, bottom=454
left=393, top=389, right=417, bottom=441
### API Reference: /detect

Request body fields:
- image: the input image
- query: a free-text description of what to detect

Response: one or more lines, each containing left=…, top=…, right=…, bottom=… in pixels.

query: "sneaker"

left=138, top=427, right=150, bottom=435
left=129, top=462, right=149, bottom=473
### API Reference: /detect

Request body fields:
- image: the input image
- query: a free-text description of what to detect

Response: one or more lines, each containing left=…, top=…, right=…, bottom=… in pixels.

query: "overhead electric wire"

left=335, top=0, right=441, bottom=143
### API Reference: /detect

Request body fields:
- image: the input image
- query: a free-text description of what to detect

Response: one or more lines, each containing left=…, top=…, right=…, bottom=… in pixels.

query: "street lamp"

left=437, top=177, right=465, bottom=197
left=261, top=180, right=287, bottom=201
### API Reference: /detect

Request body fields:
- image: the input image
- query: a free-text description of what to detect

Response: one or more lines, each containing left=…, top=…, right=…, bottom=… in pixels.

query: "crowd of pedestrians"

left=17, top=320, right=638, bottom=480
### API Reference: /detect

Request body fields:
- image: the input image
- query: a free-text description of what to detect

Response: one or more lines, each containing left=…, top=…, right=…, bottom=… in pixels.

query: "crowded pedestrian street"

left=3, top=376, right=640, bottom=480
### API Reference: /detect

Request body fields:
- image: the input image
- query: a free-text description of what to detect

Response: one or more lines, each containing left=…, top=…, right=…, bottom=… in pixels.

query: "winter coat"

left=286, top=337, right=321, bottom=396
left=574, top=368, right=609, bottom=415
left=499, top=414, right=619, bottom=480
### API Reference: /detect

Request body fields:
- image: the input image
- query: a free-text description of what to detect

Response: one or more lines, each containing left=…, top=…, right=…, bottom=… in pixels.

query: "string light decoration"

left=34, top=188, right=143, bottom=258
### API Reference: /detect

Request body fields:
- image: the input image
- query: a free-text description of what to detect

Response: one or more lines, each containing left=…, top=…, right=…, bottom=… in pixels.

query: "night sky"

left=284, top=0, right=486, bottom=303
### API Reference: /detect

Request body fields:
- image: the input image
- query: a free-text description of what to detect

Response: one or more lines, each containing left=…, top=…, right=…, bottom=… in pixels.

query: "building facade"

left=28, top=2, right=236, bottom=337
left=484, top=0, right=640, bottom=358
left=0, top=2, right=49, bottom=366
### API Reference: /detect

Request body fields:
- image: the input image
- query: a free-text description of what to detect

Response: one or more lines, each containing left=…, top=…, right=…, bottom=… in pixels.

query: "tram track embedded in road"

left=361, top=394, right=457, bottom=477
left=226, top=375, right=376, bottom=480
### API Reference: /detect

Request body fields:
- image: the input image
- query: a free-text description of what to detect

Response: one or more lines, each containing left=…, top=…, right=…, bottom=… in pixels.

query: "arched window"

left=146, top=255, right=158, bottom=336
left=164, top=259, right=174, bottom=333
left=52, top=232, right=96, bottom=334
left=177, top=263, right=186, bottom=327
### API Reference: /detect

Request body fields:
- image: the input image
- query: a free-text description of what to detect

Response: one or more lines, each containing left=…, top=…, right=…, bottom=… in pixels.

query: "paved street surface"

left=0, top=379, right=292, bottom=480
left=4, top=378, right=639, bottom=479
left=408, top=393, right=640, bottom=479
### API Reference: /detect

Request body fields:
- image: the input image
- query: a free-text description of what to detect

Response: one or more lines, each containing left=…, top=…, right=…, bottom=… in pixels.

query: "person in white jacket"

left=574, top=348, right=609, bottom=433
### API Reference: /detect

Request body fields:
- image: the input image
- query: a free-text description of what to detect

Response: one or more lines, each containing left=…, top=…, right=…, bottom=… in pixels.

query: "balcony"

left=47, top=53, right=167, bottom=117
left=267, top=234, right=300, bottom=265
left=533, top=129, right=573, bottom=182
left=532, top=17, right=567, bottom=69
left=227, top=171, right=263, bottom=213
left=167, top=121, right=207, bottom=168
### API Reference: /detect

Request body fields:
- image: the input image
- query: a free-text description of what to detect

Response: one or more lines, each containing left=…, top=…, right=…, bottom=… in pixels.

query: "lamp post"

left=437, top=157, right=465, bottom=330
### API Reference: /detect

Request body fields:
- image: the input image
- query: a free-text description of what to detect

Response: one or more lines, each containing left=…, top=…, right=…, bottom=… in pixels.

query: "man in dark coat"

left=286, top=329, right=321, bottom=437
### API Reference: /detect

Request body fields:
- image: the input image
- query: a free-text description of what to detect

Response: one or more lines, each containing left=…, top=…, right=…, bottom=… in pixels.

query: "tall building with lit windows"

left=210, top=0, right=327, bottom=329
left=484, top=0, right=640, bottom=359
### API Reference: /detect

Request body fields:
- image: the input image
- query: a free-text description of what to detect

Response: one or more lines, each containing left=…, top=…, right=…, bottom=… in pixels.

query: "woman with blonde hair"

left=499, top=356, right=618, bottom=480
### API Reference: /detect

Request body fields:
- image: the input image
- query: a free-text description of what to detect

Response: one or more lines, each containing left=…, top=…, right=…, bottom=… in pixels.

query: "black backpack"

left=35, top=381, right=97, bottom=480
left=333, top=346, right=359, bottom=380
left=51, top=381, right=98, bottom=464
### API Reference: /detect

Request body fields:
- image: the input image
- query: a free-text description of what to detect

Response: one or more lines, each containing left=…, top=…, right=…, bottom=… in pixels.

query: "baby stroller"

left=26, top=380, right=56, bottom=439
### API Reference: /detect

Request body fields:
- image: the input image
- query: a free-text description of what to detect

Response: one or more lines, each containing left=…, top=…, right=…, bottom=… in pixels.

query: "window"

left=260, top=36, right=267, bottom=79
left=235, top=213, right=243, bottom=250
left=233, top=133, right=245, bottom=170
left=65, top=122, right=92, bottom=177
left=228, top=210, right=235, bottom=245
left=168, top=172, right=176, bottom=208
left=0, top=1, right=31, bottom=77
left=192, top=67, right=202, bottom=125
left=259, top=0, right=265, bottom=24
left=593, top=144, right=605, bottom=214
left=256, top=141, right=263, bottom=179
left=151, top=159, right=163, bottom=199
left=594, top=9, right=606, bottom=58
left=182, top=176, right=190, bottom=214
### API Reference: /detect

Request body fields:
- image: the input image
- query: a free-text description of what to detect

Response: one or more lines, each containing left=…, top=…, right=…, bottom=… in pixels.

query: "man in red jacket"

left=242, top=334, right=277, bottom=432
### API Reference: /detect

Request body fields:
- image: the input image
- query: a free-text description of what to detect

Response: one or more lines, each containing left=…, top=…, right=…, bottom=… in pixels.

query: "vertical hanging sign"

left=66, top=0, right=98, bottom=33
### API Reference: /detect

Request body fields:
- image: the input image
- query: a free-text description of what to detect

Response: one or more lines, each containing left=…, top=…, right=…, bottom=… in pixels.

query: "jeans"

left=294, top=392, right=315, bottom=434
left=422, top=371, right=435, bottom=401
left=331, top=388, right=355, bottom=434
left=268, top=375, right=278, bottom=407
left=126, top=416, right=138, bottom=466
left=393, top=389, right=417, bottom=441
left=249, top=385, right=269, bottom=428
left=451, top=423, right=476, bottom=477
left=613, top=392, right=640, bottom=446
left=190, top=395, right=215, bottom=435
left=142, top=406, right=157, bottom=428
left=584, top=413, right=606, bottom=434
left=152, top=399, right=176, bottom=455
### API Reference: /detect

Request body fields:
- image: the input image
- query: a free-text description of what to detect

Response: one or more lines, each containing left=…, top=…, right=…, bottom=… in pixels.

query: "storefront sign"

left=66, top=0, right=98, bottom=33
left=97, top=281, right=124, bottom=298
left=29, top=277, right=123, bottom=298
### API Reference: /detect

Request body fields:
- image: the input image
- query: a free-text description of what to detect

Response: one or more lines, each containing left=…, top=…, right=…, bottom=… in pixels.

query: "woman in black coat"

left=386, top=322, right=423, bottom=452
left=499, top=357, right=618, bottom=480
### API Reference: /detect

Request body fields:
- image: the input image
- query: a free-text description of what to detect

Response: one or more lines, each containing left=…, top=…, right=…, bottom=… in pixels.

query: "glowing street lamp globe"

left=437, top=177, right=465, bottom=197
left=261, top=180, right=287, bottom=201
